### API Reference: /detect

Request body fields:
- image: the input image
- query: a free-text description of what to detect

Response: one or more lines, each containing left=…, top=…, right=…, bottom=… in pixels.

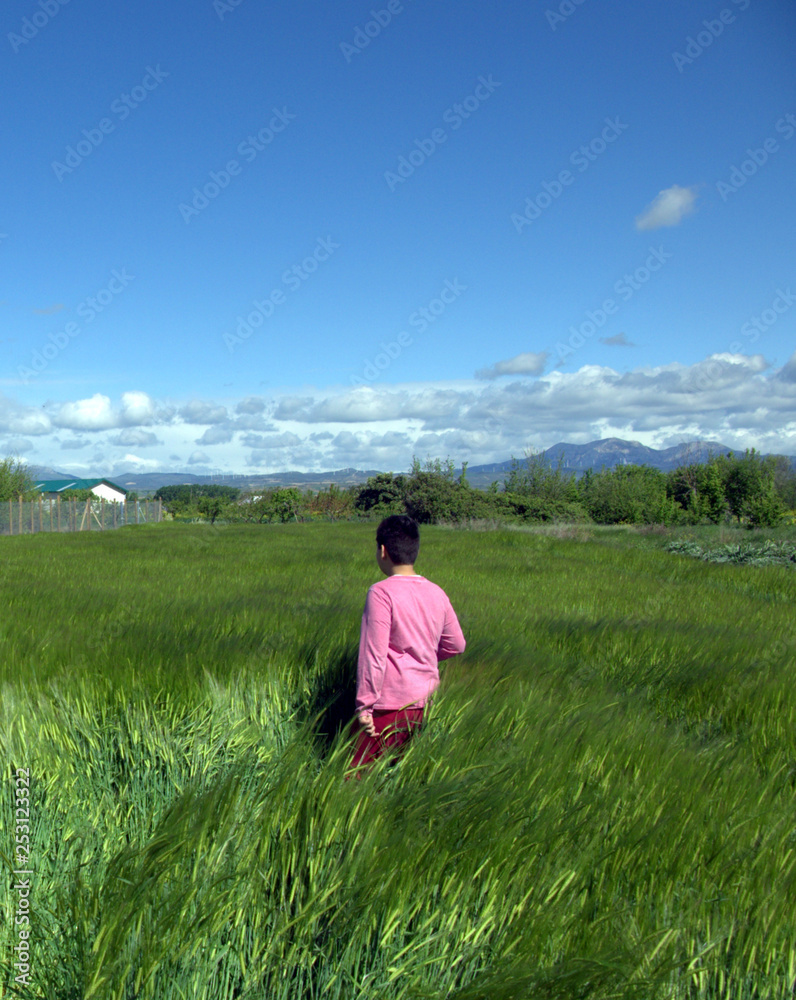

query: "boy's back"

left=349, top=514, right=465, bottom=776
left=356, top=574, right=465, bottom=714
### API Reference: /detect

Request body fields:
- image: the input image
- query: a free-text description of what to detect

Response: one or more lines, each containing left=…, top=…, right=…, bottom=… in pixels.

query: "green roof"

left=33, top=479, right=128, bottom=494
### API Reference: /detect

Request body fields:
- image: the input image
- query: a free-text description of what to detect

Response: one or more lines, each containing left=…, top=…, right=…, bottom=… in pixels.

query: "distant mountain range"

left=528, top=438, right=737, bottom=473
left=30, top=438, right=793, bottom=494
left=459, top=439, right=744, bottom=488
left=27, top=465, right=385, bottom=494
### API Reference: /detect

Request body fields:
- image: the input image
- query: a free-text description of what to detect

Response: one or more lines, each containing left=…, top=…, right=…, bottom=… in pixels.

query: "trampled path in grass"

left=1, top=523, right=794, bottom=999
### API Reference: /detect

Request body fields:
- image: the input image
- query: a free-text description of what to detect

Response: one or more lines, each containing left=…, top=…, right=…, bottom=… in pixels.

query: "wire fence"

left=1, top=497, right=163, bottom=536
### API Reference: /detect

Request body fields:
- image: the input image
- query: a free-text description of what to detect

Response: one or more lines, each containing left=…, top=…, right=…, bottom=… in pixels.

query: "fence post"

left=101, top=498, right=105, bottom=530
left=57, top=496, right=61, bottom=533
left=8, top=498, right=11, bottom=536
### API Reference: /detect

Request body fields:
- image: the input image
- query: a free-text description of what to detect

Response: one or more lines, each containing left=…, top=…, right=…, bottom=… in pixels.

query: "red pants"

left=348, top=707, right=424, bottom=775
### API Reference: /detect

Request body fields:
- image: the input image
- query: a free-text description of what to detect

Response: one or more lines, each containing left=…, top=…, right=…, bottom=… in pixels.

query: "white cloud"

left=113, top=454, right=162, bottom=473
left=368, top=431, right=410, bottom=448
left=236, top=396, right=266, bottom=414
left=109, top=429, right=162, bottom=447
left=774, top=350, right=796, bottom=383
left=635, top=185, right=698, bottom=230
left=47, top=392, right=170, bottom=434
left=53, top=393, right=117, bottom=430
left=276, top=386, right=468, bottom=424
left=476, top=351, right=549, bottom=380
left=0, top=395, right=52, bottom=436
left=2, top=436, right=34, bottom=453
left=120, top=391, right=157, bottom=425
left=272, top=396, right=315, bottom=419
left=179, top=400, right=229, bottom=424
left=196, top=426, right=234, bottom=445
left=258, top=354, right=796, bottom=463
left=241, top=432, right=301, bottom=449
left=6, top=356, right=796, bottom=476
left=233, top=414, right=275, bottom=431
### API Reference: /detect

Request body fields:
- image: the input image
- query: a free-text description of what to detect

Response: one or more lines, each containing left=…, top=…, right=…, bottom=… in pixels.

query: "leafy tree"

left=234, top=494, right=273, bottom=523
left=236, top=487, right=303, bottom=523
left=154, top=484, right=240, bottom=515
left=667, top=460, right=727, bottom=524
left=500, top=449, right=588, bottom=522
left=304, top=483, right=357, bottom=520
left=721, top=449, right=783, bottom=527
left=504, top=449, right=579, bottom=504
left=581, top=464, right=678, bottom=525
left=771, top=455, right=796, bottom=511
left=197, top=495, right=228, bottom=523
left=0, top=457, right=35, bottom=501
left=354, top=459, right=486, bottom=524
left=698, top=461, right=727, bottom=524
left=271, top=487, right=302, bottom=522
left=354, top=473, right=408, bottom=516
left=403, top=458, right=484, bottom=524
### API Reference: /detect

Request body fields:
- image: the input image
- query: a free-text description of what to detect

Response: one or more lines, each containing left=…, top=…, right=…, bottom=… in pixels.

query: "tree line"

left=155, top=449, right=795, bottom=528
left=3, top=450, right=794, bottom=528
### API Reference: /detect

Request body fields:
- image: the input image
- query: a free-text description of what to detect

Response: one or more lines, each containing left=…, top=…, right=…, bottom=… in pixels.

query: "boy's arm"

left=356, top=587, right=392, bottom=715
left=437, top=599, right=466, bottom=661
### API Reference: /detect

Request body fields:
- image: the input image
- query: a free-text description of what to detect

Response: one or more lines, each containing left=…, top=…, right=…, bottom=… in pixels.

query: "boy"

left=349, top=514, right=466, bottom=775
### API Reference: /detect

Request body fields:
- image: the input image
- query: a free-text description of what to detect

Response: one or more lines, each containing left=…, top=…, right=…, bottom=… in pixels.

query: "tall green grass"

left=1, top=522, right=794, bottom=999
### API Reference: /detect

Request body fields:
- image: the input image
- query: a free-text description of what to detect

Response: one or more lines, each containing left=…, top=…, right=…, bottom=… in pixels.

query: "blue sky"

left=2, top=0, right=795, bottom=476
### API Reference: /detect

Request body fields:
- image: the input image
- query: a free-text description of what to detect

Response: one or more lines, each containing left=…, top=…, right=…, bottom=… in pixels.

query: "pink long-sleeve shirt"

left=356, top=574, right=466, bottom=713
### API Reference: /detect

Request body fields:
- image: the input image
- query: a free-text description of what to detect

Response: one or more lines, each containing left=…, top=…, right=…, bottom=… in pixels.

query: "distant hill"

left=28, top=465, right=77, bottom=480
left=462, top=439, right=742, bottom=487
left=27, top=440, right=794, bottom=495
left=545, top=438, right=736, bottom=472
left=89, top=468, right=385, bottom=495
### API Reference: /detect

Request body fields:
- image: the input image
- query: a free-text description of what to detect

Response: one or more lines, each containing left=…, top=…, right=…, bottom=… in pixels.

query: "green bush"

left=581, top=464, right=680, bottom=525
left=0, top=456, right=35, bottom=501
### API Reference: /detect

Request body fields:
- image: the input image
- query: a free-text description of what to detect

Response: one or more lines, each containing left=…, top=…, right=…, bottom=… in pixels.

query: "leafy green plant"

left=667, top=538, right=796, bottom=567
left=0, top=455, right=35, bottom=501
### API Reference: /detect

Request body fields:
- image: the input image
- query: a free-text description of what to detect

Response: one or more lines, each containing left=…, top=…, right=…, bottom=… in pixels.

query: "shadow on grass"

left=300, top=637, right=359, bottom=758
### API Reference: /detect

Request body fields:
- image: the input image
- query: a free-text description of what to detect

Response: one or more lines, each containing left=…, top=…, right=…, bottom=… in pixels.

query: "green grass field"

left=1, top=522, right=795, bottom=999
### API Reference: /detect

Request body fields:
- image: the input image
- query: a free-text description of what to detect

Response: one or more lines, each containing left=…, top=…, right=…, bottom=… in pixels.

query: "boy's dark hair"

left=376, top=515, right=420, bottom=565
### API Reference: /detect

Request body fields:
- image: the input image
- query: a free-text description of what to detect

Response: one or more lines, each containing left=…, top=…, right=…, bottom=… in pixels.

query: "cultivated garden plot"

left=1, top=523, right=795, bottom=999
